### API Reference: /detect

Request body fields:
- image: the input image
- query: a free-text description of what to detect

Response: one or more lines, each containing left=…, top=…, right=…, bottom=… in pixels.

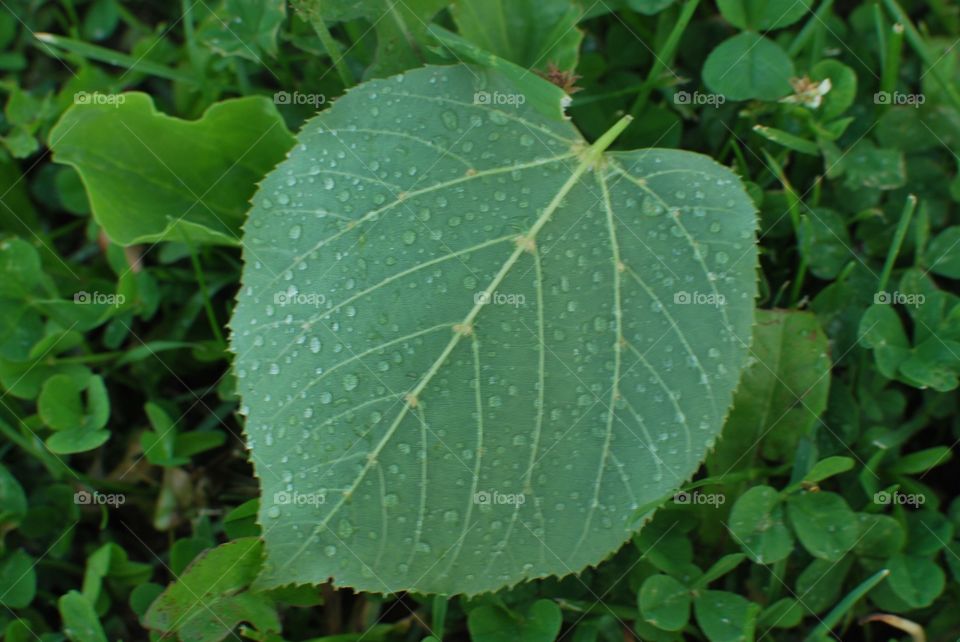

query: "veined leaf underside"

left=230, top=64, right=757, bottom=595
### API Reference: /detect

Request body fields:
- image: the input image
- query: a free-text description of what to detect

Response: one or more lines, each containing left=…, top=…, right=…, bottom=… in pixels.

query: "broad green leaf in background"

left=716, top=0, right=812, bottom=31
left=49, top=93, right=294, bottom=246
left=708, top=310, right=831, bottom=474
left=627, top=0, right=675, bottom=16
left=727, top=485, right=793, bottom=563
left=198, top=0, right=286, bottom=61
left=0, top=549, right=36, bottom=608
left=467, top=599, right=562, bottom=642
left=451, top=0, right=583, bottom=71
left=143, top=538, right=280, bottom=642
left=428, top=26, right=571, bottom=121
left=0, top=464, right=27, bottom=529
left=59, top=591, right=108, bottom=642
left=295, top=0, right=448, bottom=78
left=927, top=225, right=960, bottom=278
left=885, top=553, right=945, bottom=608
left=693, top=590, right=759, bottom=642
left=639, top=574, right=691, bottom=631
left=703, top=33, right=794, bottom=101
left=231, top=64, right=758, bottom=595
left=786, top=491, right=858, bottom=561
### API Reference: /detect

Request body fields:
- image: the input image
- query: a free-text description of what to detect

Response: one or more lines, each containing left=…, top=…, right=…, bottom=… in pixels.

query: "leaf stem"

left=882, top=0, right=960, bottom=111
left=34, top=33, right=200, bottom=85
left=629, top=0, right=700, bottom=116
left=877, top=194, right=917, bottom=293
left=787, top=0, right=835, bottom=58
left=304, top=12, right=354, bottom=88
left=880, top=22, right=905, bottom=105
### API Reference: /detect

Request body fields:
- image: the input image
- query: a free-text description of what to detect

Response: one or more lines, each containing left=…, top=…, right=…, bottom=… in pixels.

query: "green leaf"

left=886, top=553, right=945, bottom=608
left=143, top=538, right=279, bottom=642
left=786, top=491, right=858, bottom=561
left=795, top=557, right=852, bottom=614
left=797, top=208, right=852, bottom=280
left=39, top=374, right=111, bottom=454
left=728, top=485, right=793, bottom=564
left=703, top=33, right=794, bottom=101
left=232, top=64, right=758, bottom=595
left=810, top=60, right=857, bottom=119
left=49, top=93, right=294, bottom=246
left=853, top=514, right=905, bottom=558
left=59, top=591, right=108, bottom=642
left=840, top=141, right=906, bottom=190
left=802, top=456, right=854, bottom=483
left=451, top=0, right=583, bottom=71
left=299, top=0, right=447, bottom=78
left=708, top=310, right=831, bottom=473
left=627, top=0, right=675, bottom=15
left=696, top=553, right=746, bottom=587
left=0, top=464, right=27, bottom=528
left=758, top=597, right=803, bottom=629
left=0, top=550, right=36, bottom=609
left=693, top=590, right=759, bottom=642
left=198, top=0, right=286, bottom=61
left=468, top=600, right=562, bottom=642
left=429, top=25, right=571, bottom=121
left=639, top=574, right=691, bottom=631
left=858, top=303, right=910, bottom=378
left=926, top=225, right=960, bottom=278
left=716, top=0, right=812, bottom=31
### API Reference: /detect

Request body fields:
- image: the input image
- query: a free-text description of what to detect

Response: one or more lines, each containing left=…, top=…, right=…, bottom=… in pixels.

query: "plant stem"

left=880, top=22, right=905, bottom=105
left=878, top=194, right=917, bottom=293
left=306, top=12, right=354, bottom=88
left=804, top=569, right=891, bottom=641
left=882, top=0, right=960, bottom=111
left=34, top=33, right=199, bottom=85
left=788, top=0, right=835, bottom=57
left=629, top=0, right=700, bottom=116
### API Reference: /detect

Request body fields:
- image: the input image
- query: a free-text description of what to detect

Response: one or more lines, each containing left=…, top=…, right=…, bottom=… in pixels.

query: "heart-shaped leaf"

left=231, top=64, right=758, bottom=595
